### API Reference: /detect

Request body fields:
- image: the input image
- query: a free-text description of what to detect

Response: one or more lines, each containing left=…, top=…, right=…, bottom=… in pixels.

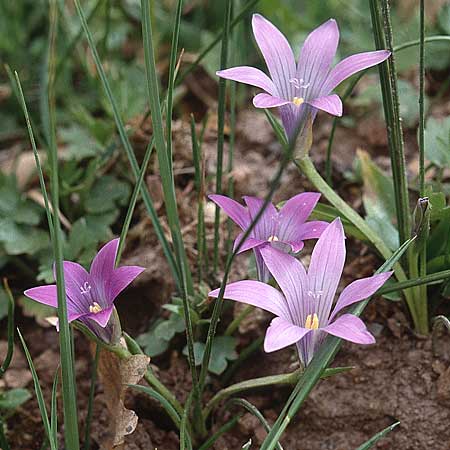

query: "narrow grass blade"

left=11, top=71, right=54, bottom=242
left=197, top=415, right=241, bottom=450
left=55, top=0, right=103, bottom=78
left=191, top=116, right=206, bottom=281
left=356, top=421, right=399, bottom=449
left=166, top=0, right=184, bottom=174
left=140, top=0, right=194, bottom=295
left=50, top=368, right=59, bottom=446
left=0, top=280, right=14, bottom=376
left=140, top=0, right=202, bottom=435
left=18, top=329, right=57, bottom=450
left=128, top=385, right=182, bottom=429
left=259, top=237, right=414, bottom=450
left=377, top=269, right=450, bottom=295
left=213, top=0, right=232, bottom=275
left=73, top=0, right=180, bottom=290
left=115, top=137, right=155, bottom=266
left=47, top=3, right=80, bottom=447
left=369, top=0, right=410, bottom=247
left=83, top=344, right=99, bottom=450
left=227, top=398, right=283, bottom=450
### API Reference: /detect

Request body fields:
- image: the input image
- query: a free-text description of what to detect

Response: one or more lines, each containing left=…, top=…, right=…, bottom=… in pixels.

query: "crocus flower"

left=217, top=14, right=390, bottom=139
left=209, top=218, right=392, bottom=366
left=24, top=239, right=144, bottom=343
left=210, top=192, right=328, bottom=282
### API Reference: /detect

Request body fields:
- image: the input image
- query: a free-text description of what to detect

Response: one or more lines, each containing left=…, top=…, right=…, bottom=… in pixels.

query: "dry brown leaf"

left=94, top=342, right=150, bottom=449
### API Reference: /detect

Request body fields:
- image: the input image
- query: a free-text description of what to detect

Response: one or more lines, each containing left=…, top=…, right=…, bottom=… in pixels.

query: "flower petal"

left=308, top=218, right=345, bottom=326
left=278, top=192, right=321, bottom=244
left=264, top=316, right=310, bottom=352
left=90, top=239, right=119, bottom=284
left=208, top=280, right=290, bottom=319
left=297, top=19, right=339, bottom=98
left=322, top=314, right=375, bottom=344
left=86, top=306, right=114, bottom=327
left=233, top=234, right=266, bottom=254
left=216, top=66, right=277, bottom=96
left=253, top=93, right=290, bottom=108
left=324, top=50, right=391, bottom=93
left=296, top=221, right=329, bottom=240
left=329, top=271, right=393, bottom=321
left=209, top=194, right=250, bottom=230
left=24, top=285, right=58, bottom=307
left=260, top=246, right=308, bottom=326
left=307, top=94, right=342, bottom=116
left=252, top=14, right=296, bottom=100
left=106, top=266, right=145, bottom=305
left=61, top=261, right=95, bottom=313
left=243, top=196, right=278, bottom=241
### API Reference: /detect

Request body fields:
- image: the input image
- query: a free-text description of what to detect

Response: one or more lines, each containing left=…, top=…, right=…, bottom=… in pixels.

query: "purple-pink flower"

left=210, top=192, right=327, bottom=282
left=217, top=14, right=390, bottom=139
left=209, top=218, right=392, bottom=366
left=24, top=239, right=144, bottom=342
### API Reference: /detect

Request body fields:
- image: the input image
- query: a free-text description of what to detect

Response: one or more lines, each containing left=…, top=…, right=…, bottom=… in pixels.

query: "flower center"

left=289, top=77, right=310, bottom=90
left=267, top=235, right=279, bottom=242
left=292, top=96, right=304, bottom=107
left=305, top=313, right=319, bottom=330
left=80, top=281, right=91, bottom=295
left=89, top=302, right=103, bottom=314
left=307, top=290, right=323, bottom=300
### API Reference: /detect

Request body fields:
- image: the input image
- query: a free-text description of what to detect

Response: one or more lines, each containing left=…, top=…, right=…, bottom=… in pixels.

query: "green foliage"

left=184, top=336, right=238, bottom=375
left=358, top=151, right=399, bottom=251
left=424, top=117, right=450, bottom=168
left=0, top=175, right=48, bottom=256
left=0, top=389, right=31, bottom=411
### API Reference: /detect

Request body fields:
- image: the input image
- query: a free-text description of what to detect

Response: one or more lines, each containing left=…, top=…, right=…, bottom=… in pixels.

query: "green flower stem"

left=204, top=366, right=351, bottom=420
left=394, top=35, right=450, bottom=52
left=417, top=0, right=429, bottom=335
left=295, top=155, right=420, bottom=327
left=377, top=268, right=450, bottom=295
left=83, top=344, right=99, bottom=450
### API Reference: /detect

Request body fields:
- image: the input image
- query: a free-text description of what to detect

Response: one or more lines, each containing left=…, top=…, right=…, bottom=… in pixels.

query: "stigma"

left=292, top=96, right=304, bottom=106
left=89, top=302, right=103, bottom=314
left=268, top=235, right=279, bottom=242
left=305, top=313, right=319, bottom=330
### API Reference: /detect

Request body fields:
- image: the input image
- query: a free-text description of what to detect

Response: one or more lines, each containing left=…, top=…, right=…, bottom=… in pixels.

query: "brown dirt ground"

left=2, top=71, right=450, bottom=449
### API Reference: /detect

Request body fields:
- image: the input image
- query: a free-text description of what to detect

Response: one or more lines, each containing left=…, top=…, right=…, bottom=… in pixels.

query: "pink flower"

left=24, top=239, right=144, bottom=342
left=217, top=14, right=390, bottom=139
left=209, top=219, right=392, bottom=366
left=210, top=193, right=327, bottom=282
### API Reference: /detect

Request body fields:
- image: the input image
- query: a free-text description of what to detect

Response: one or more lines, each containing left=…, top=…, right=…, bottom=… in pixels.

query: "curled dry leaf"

left=94, top=341, right=150, bottom=449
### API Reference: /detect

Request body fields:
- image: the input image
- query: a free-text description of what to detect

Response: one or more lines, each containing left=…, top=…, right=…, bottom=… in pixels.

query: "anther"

left=89, top=302, right=103, bottom=314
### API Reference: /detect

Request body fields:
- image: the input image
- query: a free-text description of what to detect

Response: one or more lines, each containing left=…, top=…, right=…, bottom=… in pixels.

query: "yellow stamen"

left=305, top=313, right=319, bottom=330
left=292, top=96, right=304, bottom=106
left=89, top=302, right=103, bottom=314
left=268, top=235, right=279, bottom=242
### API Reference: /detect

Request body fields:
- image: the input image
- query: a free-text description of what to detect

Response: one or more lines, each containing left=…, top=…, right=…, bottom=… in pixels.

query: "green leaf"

left=84, top=175, right=130, bottom=214
left=137, top=324, right=170, bottom=358
left=0, top=218, right=49, bottom=255
left=424, top=116, right=450, bottom=168
left=185, top=336, right=238, bottom=375
left=0, top=388, right=31, bottom=410
left=358, top=150, right=399, bottom=251
left=59, top=125, right=103, bottom=161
